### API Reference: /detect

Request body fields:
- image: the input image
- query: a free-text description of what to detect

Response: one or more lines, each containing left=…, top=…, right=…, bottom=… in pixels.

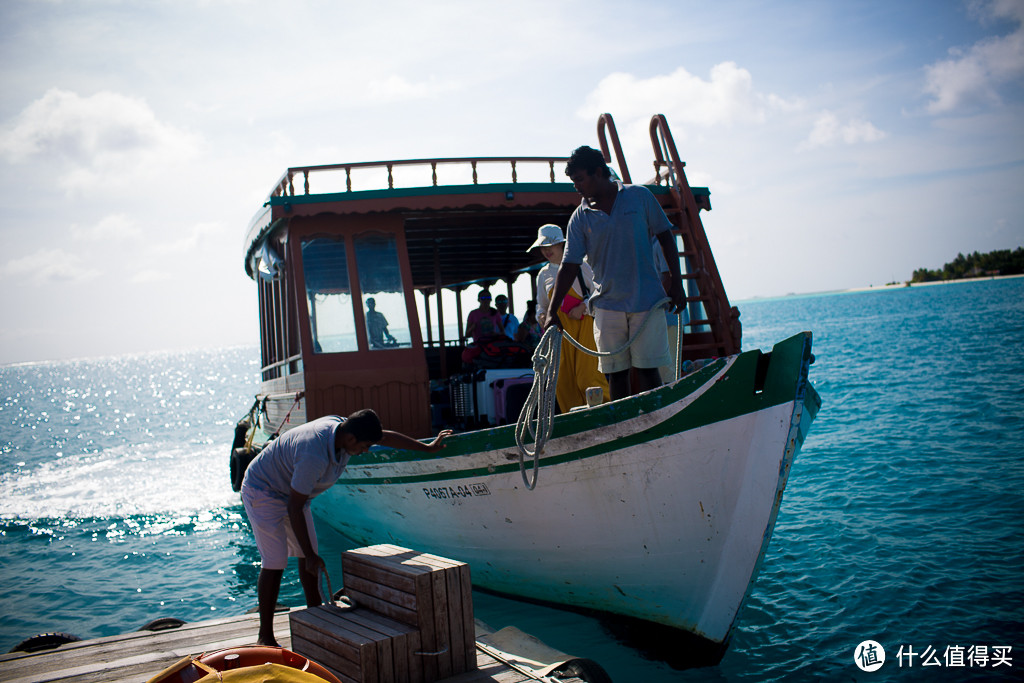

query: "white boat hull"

left=312, top=333, right=820, bottom=649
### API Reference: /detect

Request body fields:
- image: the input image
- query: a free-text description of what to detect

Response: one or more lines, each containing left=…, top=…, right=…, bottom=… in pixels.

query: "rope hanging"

left=514, top=298, right=676, bottom=490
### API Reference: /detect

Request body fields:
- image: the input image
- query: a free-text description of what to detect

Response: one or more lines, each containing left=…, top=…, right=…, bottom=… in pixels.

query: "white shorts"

left=593, top=308, right=671, bottom=374
left=241, top=486, right=318, bottom=571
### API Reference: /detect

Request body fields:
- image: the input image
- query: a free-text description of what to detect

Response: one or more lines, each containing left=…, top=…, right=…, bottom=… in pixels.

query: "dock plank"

left=0, top=611, right=575, bottom=683
left=0, top=613, right=269, bottom=680
left=0, top=612, right=283, bottom=683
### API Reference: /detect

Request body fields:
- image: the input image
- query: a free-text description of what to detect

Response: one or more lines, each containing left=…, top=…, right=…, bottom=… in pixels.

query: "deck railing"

left=269, top=157, right=572, bottom=198
left=260, top=353, right=302, bottom=381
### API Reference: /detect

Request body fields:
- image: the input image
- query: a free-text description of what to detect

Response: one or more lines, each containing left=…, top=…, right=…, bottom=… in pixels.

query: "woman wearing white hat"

left=528, top=224, right=609, bottom=411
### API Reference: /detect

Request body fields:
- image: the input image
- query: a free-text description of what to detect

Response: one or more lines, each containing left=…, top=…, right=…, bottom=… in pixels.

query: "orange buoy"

left=201, top=646, right=341, bottom=681
left=146, top=645, right=342, bottom=683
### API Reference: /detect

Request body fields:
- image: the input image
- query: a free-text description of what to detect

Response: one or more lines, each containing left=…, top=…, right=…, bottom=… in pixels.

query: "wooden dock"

left=0, top=610, right=585, bottom=683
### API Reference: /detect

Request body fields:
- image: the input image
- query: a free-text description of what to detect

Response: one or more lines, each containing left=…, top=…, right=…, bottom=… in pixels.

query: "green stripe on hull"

left=337, top=333, right=813, bottom=487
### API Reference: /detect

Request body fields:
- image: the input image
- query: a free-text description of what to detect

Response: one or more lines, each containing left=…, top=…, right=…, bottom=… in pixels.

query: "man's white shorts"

left=241, top=486, right=318, bottom=571
left=593, top=308, right=671, bottom=374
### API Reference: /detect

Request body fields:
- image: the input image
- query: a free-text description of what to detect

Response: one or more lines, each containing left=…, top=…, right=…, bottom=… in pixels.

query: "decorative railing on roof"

left=269, top=157, right=572, bottom=198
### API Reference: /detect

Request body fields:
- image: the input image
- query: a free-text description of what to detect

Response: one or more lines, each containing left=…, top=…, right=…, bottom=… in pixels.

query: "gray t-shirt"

left=242, top=415, right=351, bottom=501
left=563, top=182, right=672, bottom=312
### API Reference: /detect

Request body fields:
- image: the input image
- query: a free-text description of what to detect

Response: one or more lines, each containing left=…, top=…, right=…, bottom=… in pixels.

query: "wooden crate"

left=341, top=544, right=475, bottom=681
left=289, top=604, right=421, bottom=683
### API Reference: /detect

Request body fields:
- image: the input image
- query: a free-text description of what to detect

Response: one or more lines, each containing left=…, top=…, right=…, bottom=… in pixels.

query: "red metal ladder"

left=596, top=113, right=741, bottom=358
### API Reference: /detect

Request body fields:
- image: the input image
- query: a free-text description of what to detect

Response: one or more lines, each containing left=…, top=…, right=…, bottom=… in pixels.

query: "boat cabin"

left=242, top=114, right=741, bottom=438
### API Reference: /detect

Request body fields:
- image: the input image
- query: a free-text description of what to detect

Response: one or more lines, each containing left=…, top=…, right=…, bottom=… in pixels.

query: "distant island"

left=911, top=247, right=1024, bottom=283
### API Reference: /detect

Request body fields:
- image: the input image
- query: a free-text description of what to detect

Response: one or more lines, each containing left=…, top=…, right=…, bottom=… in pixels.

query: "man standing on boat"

left=240, top=410, right=451, bottom=647
left=543, top=146, right=685, bottom=400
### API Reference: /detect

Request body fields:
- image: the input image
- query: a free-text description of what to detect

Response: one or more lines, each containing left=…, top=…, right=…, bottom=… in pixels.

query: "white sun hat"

left=526, top=224, right=565, bottom=252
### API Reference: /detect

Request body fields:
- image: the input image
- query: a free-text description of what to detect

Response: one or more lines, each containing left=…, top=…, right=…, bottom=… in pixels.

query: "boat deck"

left=0, top=611, right=582, bottom=683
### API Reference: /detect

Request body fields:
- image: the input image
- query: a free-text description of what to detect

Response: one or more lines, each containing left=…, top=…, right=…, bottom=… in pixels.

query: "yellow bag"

left=197, top=662, right=327, bottom=682
left=147, top=654, right=334, bottom=683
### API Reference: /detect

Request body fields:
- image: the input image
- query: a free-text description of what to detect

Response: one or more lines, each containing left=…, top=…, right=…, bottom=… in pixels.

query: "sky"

left=0, top=0, right=1022, bottom=365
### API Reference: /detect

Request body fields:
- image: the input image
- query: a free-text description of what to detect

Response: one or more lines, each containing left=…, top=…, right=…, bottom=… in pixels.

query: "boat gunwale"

left=336, top=332, right=815, bottom=486
left=338, top=356, right=737, bottom=485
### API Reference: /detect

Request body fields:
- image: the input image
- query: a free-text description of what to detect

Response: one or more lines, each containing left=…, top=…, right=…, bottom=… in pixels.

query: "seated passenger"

left=366, top=298, right=398, bottom=348
left=464, top=289, right=504, bottom=344
left=495, top=294, right=520, bottom=340
left=461, top=288, right=505, bottom=364
left=515, top=300, right=542, bottom=350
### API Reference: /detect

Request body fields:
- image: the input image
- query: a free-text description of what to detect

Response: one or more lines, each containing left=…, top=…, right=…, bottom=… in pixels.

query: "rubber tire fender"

left=138, top=617, right=187, bottom=632
left=553, top=658, right=614, bottom=683
left=232, top=416, right=251, bottom=451
left=8, top=632, right=82, bottom=654
left=230, top=446, right=260, bottom=492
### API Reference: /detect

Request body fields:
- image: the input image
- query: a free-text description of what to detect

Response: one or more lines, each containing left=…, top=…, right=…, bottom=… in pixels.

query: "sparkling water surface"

left=2, top=278, right=1022, bottom=681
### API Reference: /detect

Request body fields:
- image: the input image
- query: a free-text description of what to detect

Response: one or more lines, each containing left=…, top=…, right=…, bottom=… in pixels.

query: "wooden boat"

left=233, top=113, right=821, bottom=663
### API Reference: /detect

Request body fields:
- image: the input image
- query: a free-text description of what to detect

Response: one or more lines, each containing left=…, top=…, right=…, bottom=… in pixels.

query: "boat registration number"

left=422, top=483, right=491, bottom=500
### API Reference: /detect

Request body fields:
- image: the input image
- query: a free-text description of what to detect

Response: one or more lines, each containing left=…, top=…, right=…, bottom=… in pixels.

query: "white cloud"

left=0, top=248, right=100, bottom=285
left=578, top=63, right=802, bottom=128
left=365, top=74, right=461, bottom=103
left=577, top=63, right=883, bottom=164
left=70, top=214, right=142, bottom=242
left=150, top=221, right=224, bottom=255
left=924, top=0, right=1024, bottom=113
left=801, top=111, right=886, bottom=149
left=130, top=269, right=171, bottom=284
left=0, top=89, right=201, bottom=191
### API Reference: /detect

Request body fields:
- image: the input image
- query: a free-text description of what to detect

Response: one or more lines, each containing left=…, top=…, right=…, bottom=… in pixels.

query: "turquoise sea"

left=2, top=278, right=1022, bottom=681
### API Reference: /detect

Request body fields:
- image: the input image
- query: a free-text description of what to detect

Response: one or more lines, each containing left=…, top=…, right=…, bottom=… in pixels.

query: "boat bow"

left=313, top=332, right=820, bottom=653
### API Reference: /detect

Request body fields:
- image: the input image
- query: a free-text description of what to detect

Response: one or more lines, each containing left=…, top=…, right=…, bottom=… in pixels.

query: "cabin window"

left=301, top=236, right=357, bottom=353
left=354, top=232, right=410, bottom=350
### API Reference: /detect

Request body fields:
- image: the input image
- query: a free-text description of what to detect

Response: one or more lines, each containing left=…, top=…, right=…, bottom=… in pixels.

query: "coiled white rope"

left=514, top=298, right=675, bottom=490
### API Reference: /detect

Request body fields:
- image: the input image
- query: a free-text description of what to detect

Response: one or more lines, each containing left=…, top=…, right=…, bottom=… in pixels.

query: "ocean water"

left=2, top=278, right=1022, bottom=681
